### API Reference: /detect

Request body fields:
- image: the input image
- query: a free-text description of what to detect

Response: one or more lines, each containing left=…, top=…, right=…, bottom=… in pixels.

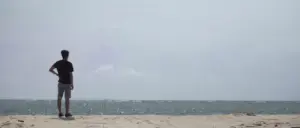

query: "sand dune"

left=0, top=115, right=299, bottom=128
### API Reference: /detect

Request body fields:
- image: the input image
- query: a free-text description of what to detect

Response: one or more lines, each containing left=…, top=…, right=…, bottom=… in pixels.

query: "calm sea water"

left=0, top=100, right=299, bottom=115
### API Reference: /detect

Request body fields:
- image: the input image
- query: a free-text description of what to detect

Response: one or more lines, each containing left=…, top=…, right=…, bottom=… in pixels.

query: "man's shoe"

left=65, top=113, right=73, bottom=118
left=58, top=113, right=64, bottom=118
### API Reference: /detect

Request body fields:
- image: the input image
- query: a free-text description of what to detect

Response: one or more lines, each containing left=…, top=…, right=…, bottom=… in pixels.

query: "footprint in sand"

left=0, top=121, right=27, bottom=128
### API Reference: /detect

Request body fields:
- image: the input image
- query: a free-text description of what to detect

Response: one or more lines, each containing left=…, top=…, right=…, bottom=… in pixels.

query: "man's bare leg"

left=57, top=84, right=64, bottom=117
left=57, top=97, right=64, bottom=117
left=65, top=97, right=70, bottom=114
left=64, top=89, right=72, bottom=117
left=57, top=98, right=62, bottom=113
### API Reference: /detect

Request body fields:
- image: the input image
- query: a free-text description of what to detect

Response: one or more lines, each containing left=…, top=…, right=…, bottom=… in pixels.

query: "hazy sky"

left=0, top=0, right=299, bottom=100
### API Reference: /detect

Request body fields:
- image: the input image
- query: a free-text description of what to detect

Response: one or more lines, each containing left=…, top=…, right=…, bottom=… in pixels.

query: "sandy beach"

left=0, top=114, right=299, bottom=128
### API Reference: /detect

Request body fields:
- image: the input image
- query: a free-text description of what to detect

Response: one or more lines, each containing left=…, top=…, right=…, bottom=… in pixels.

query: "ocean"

left=0, top=100, right=299, bottom=115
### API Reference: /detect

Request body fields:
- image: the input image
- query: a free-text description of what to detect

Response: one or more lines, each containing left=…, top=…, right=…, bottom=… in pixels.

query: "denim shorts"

left=58, top=83, right=71, bottom=98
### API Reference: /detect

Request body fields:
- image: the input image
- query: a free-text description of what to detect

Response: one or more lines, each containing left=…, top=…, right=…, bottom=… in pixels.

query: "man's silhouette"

left=49, top=50, right=74, bottom=118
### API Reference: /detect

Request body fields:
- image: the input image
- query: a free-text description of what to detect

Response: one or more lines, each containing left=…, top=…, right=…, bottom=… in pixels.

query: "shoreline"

left=1, top=113, right=299, bottom=116
left=1, top=114, right=300, bottom=117
left=0, top=99, right=299, bottom=102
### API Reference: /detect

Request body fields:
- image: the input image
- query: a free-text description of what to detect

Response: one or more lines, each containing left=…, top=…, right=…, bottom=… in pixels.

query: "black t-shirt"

left=53, top=60, right=74, bottom=84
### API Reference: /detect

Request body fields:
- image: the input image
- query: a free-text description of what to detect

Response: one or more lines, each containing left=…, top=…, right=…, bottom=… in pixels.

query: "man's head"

left=61, top=50, right=69, bottom=60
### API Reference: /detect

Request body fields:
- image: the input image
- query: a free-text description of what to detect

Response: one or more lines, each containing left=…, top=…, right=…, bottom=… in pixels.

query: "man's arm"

left=70, top=72, right=73, bottom=89
left=69, top=62, right=74, bottom=89
left=49, top=63, right=58, bottom=76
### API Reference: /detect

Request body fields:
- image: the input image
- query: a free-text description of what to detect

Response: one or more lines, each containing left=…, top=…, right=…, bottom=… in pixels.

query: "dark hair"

left=61, top=50, right=69, bottom=59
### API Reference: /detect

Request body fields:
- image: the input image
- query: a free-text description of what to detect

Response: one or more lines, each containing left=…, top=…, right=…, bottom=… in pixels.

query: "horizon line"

left=0, top=98, right=299, bottom=102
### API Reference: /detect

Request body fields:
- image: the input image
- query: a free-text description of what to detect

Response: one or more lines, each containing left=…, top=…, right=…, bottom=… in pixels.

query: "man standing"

left=49, top=50, right=74, bottom=118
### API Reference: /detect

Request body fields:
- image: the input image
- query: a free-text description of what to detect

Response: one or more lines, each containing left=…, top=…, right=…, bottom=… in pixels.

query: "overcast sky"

left=0, top=0, right=299, bottom=100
